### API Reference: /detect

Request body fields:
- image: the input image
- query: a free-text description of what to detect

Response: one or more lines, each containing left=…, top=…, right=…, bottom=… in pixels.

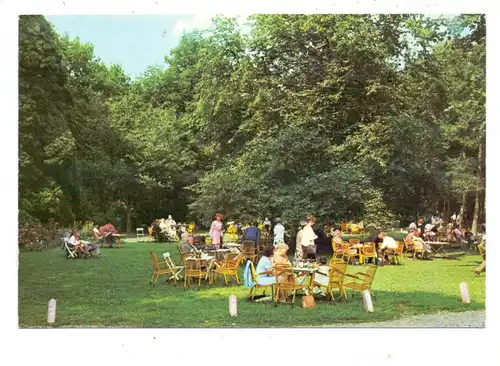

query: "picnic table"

left=426, top=241, right=451, bottom=258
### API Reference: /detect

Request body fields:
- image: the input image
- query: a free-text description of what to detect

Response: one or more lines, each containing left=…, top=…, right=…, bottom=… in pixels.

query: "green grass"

left=18, top=239, right=485, bottom=328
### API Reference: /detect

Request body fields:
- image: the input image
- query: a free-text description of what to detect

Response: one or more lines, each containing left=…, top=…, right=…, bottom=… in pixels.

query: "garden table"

left=292, top=267, right=318, bottom=293
left=223, top=243, right=242, bottom=253
left=426, top=241, right=451, bottom=258
left=112, top=234, right=126, bottom=248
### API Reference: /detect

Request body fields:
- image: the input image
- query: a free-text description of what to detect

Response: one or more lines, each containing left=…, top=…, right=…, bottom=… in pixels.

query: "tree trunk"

left=472, top=143, right=484, bottom=235
left=458, top=192, right=466, bottom=227
left=126, top=206, right=132, bottom=234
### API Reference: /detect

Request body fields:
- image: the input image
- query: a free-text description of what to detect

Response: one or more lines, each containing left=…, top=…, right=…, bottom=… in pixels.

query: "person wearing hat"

left=272, top=243, right=291, bottom=266
left=273, top=217, right=285, bottom=245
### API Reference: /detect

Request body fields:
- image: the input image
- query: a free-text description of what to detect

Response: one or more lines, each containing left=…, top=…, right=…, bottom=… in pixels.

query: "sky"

left=46, top=15, right=218, bottom=79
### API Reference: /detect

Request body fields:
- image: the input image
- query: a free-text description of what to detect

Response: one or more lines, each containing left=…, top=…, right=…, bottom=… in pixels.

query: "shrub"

left=18, top=223, right=51, bottom=251
left=80, top=220, right=95, bottom=240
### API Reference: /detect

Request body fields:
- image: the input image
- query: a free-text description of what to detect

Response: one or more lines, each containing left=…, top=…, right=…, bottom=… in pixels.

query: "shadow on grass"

left=124, top=288, right=485, bottom=328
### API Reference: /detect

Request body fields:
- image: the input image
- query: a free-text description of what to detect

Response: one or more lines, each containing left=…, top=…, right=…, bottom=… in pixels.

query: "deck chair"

left=63, top=238, right=80, bottom=258
left=162, top=252, right=184, bottom=285
left=362, top=242, right=377, bottom=264
left=213, top=253, right=244, bottom=285
left=248, top=261, right=275, bottom=300
left=343, top=265, right=378, bottom=299
left=314, top=261, right=348, bottom=303
left=274, top=264, right=310, bottom=308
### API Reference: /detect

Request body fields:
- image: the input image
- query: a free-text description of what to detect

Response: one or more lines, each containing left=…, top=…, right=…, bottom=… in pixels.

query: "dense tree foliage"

left=19, top=14, right=486, bottom=233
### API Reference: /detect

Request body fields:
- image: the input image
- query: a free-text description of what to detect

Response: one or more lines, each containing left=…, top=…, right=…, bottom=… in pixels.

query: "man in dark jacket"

left=242, top=222, right=260, bottom=246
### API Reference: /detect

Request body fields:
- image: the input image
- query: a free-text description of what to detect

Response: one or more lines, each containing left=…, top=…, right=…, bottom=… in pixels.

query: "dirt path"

left=316, top=310, right=485, bottom=328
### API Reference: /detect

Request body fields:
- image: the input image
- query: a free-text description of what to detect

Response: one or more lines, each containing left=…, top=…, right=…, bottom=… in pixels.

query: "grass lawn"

left=18, top=239, right=485, bottom=328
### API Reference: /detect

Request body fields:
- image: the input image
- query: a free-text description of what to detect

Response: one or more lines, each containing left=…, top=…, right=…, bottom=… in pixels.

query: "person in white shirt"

left=273, top=218, right=285, bottom=245
left=377, top=235, right=397, bottom=265
left=301, top=215, right=318, bottom=261
left=409, top=222, right=417, bottom=230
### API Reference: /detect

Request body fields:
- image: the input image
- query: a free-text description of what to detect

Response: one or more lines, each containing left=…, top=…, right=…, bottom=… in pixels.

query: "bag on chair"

left=302, top=295, right=316, bottom=309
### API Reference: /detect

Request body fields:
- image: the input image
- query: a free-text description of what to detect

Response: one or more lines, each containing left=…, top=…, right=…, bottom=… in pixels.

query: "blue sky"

left=46, top=15, right=217, bottom=78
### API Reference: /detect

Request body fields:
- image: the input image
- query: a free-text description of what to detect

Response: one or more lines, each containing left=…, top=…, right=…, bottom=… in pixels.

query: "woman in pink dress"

left=209, top=213, right=224, bottom=249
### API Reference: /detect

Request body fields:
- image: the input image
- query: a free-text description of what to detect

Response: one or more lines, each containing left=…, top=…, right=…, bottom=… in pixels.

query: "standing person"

left=209, top=213, right=224, bottom=250
left=417, top=218, right=425, bottom=237
left=451, top=212, right=458, bottom=224
left=301, top=215, right=318, bottom=261
left=273, top=217, right=285, bottom=245
left=242, top=222, right=260, bottom=246
left=263, top=217, right=271, bottom=232
left=293, top=222, right=306, bottom=265
left=473, top=225, right=486, bottom=276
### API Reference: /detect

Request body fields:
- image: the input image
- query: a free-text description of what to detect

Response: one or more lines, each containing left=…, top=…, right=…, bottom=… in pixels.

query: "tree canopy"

left=19, top=14, right=486, bottom=233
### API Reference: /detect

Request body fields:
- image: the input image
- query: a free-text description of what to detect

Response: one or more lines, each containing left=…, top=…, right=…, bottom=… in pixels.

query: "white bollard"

left=460, top=282, right=470, bottom=303
left=229, top=295, right=237, bottom=317
left=47, top=299, right=56, bottom=323
left=362, top=290, right=374, bottom=312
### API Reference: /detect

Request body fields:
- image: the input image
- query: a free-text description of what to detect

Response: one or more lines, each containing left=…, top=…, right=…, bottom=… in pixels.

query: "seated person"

left=68, top=230, right=99, bottom=255
left=255, top=246, right=276, bottom=286
left=272, top=243, right=291, bottom=266
left=377, top=235, right=397, bottom=264
left=413, top=236, right=432, bottom=259
left=424, top=223, right=436, bottom=241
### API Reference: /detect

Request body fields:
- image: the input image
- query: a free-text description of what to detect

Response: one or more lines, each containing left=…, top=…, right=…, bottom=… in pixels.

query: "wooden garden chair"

left=343, top=265, right=378, bottom=299
left=331, top=241, right=344, bottom=261
left=412, top=238, right=425, bottom=260
left=362, top=242, right=377, bottom=264
left=340, top=223, right=348, bottom=233
left=240, top=240, right=258, bottom=263
left=150, top=252, right=177, bottom=286
left=348, top=238, right=360, bottom=246
left=248, top=261, right=275, bottom=300
left=314, top=261, right=348, bottom=303
left=388, top=241, right=405, bottom=265
left=213, top=253, right=244, bottom=285
left=341, top=242, right=357, bottom=264
left=184, top=257, right=211, bottom=289
left=273, top=264, right=310, bottom=308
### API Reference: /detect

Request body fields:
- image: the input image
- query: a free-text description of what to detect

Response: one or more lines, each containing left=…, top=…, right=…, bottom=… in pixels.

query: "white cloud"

left=173, top=15, right=215, bottom=36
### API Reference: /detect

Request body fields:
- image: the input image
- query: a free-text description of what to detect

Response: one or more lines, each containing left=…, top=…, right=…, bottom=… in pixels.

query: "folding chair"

left=63, top=238, right=79, bottom=259
left=162, top=252, right=184, bottom=285
left=136, top=228, right=145, bottom=242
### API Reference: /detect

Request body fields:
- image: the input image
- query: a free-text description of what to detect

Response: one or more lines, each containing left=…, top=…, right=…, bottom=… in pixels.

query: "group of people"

left=207, top=213, right=287, bottom=250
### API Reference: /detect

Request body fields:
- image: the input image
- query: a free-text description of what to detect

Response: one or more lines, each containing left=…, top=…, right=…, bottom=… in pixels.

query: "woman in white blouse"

left=301, top=215, right=318, bottom=261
